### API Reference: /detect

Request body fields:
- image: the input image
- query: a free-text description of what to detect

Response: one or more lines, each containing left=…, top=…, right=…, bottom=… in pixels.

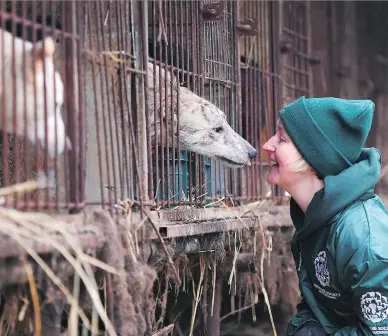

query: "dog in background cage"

left=0, top=27, right=68, bottom=187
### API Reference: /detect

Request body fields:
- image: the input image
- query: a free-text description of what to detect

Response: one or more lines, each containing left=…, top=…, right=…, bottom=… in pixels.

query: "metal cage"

left=0, top=1, right=83, bottom=213
left=147, top=0, right=242, bottom=209
left=0, top=0, right=314, bottom=213
left=280, top=1, right=312, bottom=105
left=146, top=0, right=290, bottom=208
left=238, top=0, right=281, bottom=201
left=0, top=0, right=148, bottom=213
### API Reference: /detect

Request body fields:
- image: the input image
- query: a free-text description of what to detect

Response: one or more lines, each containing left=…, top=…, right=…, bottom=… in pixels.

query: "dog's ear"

left=30, top=37, right=55, bottom=68
left=148, top=61, right=180, bottom=91
left=27, top=37, right=56, bottom=85
left=152, top=107, right=179, bottom=146
left=162, top=112, right=178, bottom=136
left=33, top=37, right=55, bottom=58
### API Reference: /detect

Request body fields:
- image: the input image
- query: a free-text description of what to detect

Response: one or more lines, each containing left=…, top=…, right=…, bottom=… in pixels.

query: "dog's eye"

left=214, top=127, right=223, bottom=133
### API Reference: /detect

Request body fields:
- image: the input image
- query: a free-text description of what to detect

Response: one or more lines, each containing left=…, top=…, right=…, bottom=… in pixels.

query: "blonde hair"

left=276, top=118, right=311, bottom=173
left=290, top=158, right=311, bottom=173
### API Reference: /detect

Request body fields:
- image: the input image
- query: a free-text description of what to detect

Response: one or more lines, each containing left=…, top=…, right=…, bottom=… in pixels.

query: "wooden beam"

left=0, top=259, right=74, bottom=288
left=0, top=203, right=292, bottom=289
left=146, top=203, right=292, bottom=239
left=0, top=210, right=104, bottom=259
left=0, top=203, right=292, bottom=259
left=154, top=217, right=256, bottom=239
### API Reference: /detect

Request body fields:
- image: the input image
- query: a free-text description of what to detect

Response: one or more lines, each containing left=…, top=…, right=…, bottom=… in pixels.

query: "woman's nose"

left=262, top=137, right=275, bottom=153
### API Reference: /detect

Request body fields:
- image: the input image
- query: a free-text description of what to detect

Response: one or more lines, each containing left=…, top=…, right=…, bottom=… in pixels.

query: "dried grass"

left=0, top=181, right=157, bottom=336
left=0, top=205, right=118, bottom=335
left=148, top=205, right=294, bottom=336
left=0, top=176, right=297, bottom=336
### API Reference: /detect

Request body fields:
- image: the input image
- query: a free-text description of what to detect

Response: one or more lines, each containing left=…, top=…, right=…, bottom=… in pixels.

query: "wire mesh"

left=147, top=0, right=208, bottom=208
left=281, top=1, right=312, bottom=105
left=238, top=0, right=280, bottom=201
left=203, top=0, right=239, bottom=205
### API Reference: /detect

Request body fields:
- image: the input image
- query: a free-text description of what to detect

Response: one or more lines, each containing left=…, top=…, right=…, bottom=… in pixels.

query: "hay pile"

left=0, top=179, right=298, bottom=336
left=96, top=209, right=157, bottom=336
left=221, top=220, right=299, bottom=336
left=148, top=202, right=299, bottom=336
left=0, top=182, right=159, bottom=336
left=0, top=204, right=120, bottom=335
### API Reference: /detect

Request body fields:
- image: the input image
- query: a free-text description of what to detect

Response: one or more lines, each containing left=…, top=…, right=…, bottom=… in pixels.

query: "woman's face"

left=262, top=122, right=308, bottom=188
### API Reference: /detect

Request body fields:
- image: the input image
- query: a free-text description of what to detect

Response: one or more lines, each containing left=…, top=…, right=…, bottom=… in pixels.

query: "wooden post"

left=205, top=275, right=223, bottom=336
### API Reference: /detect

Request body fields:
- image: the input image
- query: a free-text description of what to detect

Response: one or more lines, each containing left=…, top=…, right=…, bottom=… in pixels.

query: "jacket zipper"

left=298, top=242, right=302, bottom=272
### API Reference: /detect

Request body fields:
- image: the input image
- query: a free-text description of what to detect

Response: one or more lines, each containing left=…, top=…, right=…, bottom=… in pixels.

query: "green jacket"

left=287, top=148, right=388, bottom=336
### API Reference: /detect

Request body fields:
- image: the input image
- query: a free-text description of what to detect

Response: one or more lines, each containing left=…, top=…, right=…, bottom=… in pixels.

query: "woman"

left=262, top=96, right=388, bottom=336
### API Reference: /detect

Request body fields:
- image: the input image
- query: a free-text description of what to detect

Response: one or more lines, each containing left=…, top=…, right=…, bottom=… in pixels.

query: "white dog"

left=0, top=28, right=67, bottom=159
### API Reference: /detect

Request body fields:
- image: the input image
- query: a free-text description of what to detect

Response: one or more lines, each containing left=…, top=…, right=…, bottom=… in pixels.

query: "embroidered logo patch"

left=361, top=292, right=388, bottom=323
left=314, top=250, right=330, bottom=287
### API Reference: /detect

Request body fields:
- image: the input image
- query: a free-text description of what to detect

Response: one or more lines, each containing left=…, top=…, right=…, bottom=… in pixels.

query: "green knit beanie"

left=279, top=96, right=374, bottom=177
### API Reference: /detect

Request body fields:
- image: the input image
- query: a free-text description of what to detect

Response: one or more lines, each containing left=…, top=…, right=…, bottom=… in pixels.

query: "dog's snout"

left=248, top=148, right=257, bottom=159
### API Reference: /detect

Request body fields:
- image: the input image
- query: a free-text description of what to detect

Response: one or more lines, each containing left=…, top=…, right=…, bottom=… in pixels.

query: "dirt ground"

left=221, top=321, right=289, bottom=336
left=220, top=304, right=292, bottom=336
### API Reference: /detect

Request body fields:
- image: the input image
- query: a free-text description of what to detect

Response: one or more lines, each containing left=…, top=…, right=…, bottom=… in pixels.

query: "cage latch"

left=279, top=40, right=294, bottom=54
left=309, top=52, right=321, bottom=66
left=200, top=2, right=225, bottom=21
left=236, top=19, right=258, bottom=36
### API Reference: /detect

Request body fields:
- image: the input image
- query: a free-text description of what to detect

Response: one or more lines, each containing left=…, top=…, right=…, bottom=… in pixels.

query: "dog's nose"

left=248, top=148, right=257, bottom=159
